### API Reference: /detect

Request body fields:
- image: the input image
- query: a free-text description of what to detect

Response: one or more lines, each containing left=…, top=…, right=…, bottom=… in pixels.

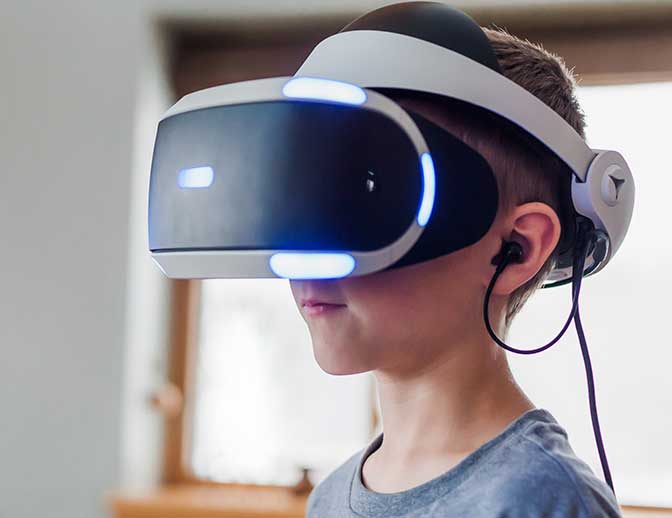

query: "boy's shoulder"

left=306, top=409, right=622, bottom=517
left=486, top=410, right=621, bottom=517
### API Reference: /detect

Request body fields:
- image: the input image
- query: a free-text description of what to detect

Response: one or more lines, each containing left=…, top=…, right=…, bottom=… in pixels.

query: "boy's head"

left=290, top=26, right=586, bottom=376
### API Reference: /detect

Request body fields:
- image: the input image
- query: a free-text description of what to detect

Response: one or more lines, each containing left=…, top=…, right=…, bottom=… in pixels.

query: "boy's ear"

left=487, top=202, right=562, bottom=296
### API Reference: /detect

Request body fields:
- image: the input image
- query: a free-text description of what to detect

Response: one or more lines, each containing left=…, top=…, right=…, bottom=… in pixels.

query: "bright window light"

left=191, top=277, right=373, bottom=485
left=282, top=77, right=367, bottom=105
left=269, top=252, right=356, bottom=279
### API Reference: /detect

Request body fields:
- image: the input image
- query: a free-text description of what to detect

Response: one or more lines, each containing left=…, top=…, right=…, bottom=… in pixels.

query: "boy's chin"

left=316, top=360, right=369, bottom=376
left=312, top=339, right=374, bottom=376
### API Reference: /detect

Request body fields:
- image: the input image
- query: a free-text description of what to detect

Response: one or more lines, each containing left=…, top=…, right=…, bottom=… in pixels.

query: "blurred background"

left=2, top=1, right=671, bottom=517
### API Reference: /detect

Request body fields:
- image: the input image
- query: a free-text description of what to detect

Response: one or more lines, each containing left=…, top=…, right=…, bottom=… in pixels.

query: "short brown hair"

left=390, top=26, right=587, bottom=335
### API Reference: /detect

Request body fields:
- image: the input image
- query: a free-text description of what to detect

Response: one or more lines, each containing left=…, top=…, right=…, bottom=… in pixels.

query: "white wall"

left=0, top=1, right=660, bottom=517
left=0, top=2, right=144, bottom=517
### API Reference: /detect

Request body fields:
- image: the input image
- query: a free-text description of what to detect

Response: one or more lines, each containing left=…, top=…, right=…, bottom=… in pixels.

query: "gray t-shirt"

left=306, top=408, right=621, bottom=517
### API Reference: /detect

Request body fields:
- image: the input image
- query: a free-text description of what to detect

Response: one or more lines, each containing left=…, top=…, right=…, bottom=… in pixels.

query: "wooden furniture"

left=110, top=486, right=307, bottom=518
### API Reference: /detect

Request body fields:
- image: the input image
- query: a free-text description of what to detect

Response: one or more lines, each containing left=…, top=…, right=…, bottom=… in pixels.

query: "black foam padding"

left=340, top=1, right=502, bottom=74
left=384, top=109, right=499, bottom=271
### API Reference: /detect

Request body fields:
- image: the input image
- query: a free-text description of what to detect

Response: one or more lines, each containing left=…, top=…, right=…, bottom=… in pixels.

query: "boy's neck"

left=366, top=337, right=534, bottom=490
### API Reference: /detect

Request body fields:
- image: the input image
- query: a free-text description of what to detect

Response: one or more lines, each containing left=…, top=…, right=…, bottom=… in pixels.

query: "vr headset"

left=148, top=3, right=633, bottom=288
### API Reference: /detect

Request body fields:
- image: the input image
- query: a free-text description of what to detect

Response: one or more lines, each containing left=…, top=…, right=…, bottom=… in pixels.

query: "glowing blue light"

left=178, top=166, right=214, bottom=189
left=417, top=152, right=436, bottom=227
left=282, top=77, right=367, bottom=105
left=269, top=252, right=356, bottom=279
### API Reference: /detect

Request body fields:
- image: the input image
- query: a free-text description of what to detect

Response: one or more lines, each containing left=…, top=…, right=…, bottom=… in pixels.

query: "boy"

left=289, top=13, right=622, bottom=518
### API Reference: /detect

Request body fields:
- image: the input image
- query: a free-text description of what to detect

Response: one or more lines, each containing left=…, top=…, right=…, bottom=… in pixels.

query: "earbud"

left=491, top=241, right=524, bottom=266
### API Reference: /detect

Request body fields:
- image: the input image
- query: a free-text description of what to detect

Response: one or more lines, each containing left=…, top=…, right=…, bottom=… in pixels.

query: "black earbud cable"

left=483, top=244, right=584, bottom=355
left=482, top=221, right=615, bottom=495
left=574, top=297, right=614, bottom=492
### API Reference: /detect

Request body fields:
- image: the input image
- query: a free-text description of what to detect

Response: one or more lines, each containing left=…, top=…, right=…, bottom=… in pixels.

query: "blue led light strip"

left=417, top=152, right=436, bottom=227
left=177, top=166, right=214, bottom=189
left=282, top=77, right=367, bottom=105
left=269, top=252, right=356, bottom=279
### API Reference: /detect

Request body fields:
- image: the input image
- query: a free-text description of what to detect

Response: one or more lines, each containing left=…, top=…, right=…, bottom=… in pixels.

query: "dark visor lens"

left=149, top=101, right=422, bottom=253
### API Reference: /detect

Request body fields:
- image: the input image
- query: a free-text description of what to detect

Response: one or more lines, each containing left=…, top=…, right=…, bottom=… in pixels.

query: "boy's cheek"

left=307, top=304, right=417, bottom=373
left=289, top=261, right=479, bottom=372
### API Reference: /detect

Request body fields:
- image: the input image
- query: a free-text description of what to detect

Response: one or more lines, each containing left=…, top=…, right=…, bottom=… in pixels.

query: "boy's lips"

left=300, top=297, right=346, bottom=307
left=300, top=297, right=347, bottom=316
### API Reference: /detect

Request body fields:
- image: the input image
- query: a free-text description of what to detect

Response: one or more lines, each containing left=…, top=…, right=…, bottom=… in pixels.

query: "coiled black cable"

left=482, top=219, right=615, bottom=495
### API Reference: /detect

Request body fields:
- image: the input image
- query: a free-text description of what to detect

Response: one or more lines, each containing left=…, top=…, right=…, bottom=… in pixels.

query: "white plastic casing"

left=572, top=150, right=635, bottom=271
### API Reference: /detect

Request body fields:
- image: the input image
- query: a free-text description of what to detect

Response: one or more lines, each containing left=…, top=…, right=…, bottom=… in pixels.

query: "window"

left=188, top=278, right=375, bottom=485
left=508, top=81, right=672, bottom=507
